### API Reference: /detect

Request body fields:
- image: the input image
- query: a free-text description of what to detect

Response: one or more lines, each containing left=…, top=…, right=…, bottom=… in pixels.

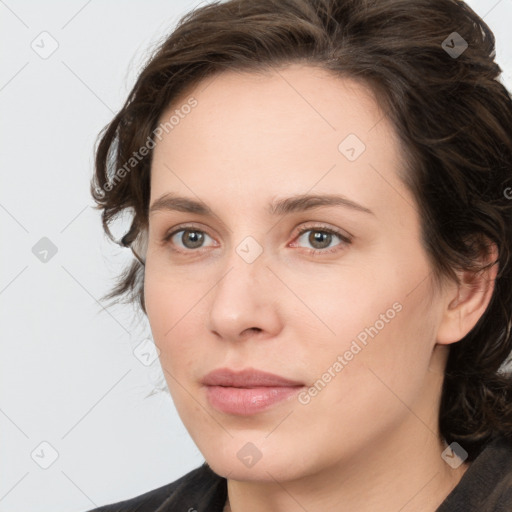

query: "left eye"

left=293, top=227, right=349, bottom=253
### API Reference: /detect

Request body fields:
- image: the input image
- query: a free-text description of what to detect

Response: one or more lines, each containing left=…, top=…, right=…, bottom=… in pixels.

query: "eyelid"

left=291, top=222, right=352, bottom=243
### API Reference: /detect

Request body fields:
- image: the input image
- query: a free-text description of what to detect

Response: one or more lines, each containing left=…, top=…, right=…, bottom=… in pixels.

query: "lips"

left=202, top=368, right=305, bottom=415
left=201, top=367, right=304, bottom=388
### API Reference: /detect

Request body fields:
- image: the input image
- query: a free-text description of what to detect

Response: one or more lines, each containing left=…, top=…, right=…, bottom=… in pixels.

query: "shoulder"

left=83, top=462, right=227, bottom=512
left=481, top=436, right=512, bottom=508
left=437, top=435, right=512, bottom=512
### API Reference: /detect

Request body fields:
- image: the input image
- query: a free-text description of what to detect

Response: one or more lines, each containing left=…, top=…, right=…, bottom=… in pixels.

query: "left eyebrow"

left=268, top=193, right=374, bottom=216
left=148, top=192, right=374, bottom=217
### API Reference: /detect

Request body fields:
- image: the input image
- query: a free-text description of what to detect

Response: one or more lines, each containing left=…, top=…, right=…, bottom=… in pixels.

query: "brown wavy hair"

left=91, top=0, right=512, bottom=460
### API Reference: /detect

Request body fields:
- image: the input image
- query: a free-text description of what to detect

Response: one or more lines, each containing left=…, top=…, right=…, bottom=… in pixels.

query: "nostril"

left=244, top=327, right=262, bottom=335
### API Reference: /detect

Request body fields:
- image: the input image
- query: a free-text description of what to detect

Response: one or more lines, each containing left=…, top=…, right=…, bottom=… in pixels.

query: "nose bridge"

left=216, top=233, right=268, bottom=299
left=207, top=232, right=279, bottom=339
left=233, top=234, right=266, bottom=268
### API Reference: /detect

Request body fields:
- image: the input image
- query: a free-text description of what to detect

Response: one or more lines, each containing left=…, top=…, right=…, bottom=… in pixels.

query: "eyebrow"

left=149, top=192, right=374, bottom=217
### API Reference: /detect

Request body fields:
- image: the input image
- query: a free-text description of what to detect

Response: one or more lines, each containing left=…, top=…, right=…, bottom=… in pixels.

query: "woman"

left=87, top=0, right=512, bottom=510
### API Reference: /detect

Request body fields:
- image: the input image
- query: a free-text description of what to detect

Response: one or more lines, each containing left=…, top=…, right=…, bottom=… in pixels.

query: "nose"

left=206, top=243, right=283, bottom=343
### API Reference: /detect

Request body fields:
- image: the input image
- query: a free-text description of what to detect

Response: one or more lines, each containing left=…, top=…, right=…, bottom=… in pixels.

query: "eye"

left=164, top=226, right=217, bottom=252
left=291, top=225, right=351, bottom=255
left=162, top=223, right=351, bottom=256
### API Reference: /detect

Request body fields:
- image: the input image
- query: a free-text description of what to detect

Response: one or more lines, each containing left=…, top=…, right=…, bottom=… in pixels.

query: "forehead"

left=149, top=64, right=410, bottom=221
left=157, top=64, right=387, bottom=145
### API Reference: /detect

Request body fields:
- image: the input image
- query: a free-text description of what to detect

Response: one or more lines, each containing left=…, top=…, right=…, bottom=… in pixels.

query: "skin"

left=143, top=64, right=498, bottom=512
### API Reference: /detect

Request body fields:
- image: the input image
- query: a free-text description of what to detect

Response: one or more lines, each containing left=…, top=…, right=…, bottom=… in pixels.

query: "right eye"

left=163, top=226, right=218, bottom=253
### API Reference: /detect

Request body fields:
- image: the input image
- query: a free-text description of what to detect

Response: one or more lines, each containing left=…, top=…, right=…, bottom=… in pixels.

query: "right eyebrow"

left=149, top=194, right=211, bottom=215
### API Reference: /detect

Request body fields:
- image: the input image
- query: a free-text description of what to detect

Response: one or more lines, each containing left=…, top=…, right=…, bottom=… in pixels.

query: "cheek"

left=144, top=268, right=207, bottom=370
left=351, top=294, right=437, bottom=419
left=291, top=297, right=438, bottom=461
left=288, top=264, right=398, bottom=355
left=299, top=260, right=438, bottom=402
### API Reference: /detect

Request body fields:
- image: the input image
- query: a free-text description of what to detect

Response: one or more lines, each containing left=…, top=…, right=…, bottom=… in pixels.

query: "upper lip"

left=202, top=368, right=304, bottom=388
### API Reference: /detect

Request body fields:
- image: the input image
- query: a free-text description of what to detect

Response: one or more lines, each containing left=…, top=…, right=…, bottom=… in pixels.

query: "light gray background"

left=1, top=1, right=511, bottom=511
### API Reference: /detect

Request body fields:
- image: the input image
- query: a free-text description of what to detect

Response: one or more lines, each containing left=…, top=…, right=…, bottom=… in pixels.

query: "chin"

left=203, top=447, right=309, bottom=483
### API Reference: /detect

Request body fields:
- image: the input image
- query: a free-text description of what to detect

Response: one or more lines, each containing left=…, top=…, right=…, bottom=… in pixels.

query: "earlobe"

left=436, top=241, right=499, bottom=346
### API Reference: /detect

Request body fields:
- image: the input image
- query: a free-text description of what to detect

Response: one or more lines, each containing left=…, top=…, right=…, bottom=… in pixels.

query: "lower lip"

left=205, top=385, right=304, bottom=415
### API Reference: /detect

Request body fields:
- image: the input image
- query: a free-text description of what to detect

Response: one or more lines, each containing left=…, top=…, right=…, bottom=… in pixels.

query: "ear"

left=436, top=240, right=499, bottom=345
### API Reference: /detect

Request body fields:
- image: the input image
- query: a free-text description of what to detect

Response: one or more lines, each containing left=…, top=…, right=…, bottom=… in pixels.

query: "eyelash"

left=162, top=223, right=352, bottom=256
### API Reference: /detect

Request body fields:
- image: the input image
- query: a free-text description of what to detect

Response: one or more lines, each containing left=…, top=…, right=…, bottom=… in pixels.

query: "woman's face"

left=144, top=64, right=449, bottom=481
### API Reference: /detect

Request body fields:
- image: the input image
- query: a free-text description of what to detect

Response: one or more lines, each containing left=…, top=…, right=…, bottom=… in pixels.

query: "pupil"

left=310, top=231, right=331, bottom=249
left=184, top=230, right=204, bottom=248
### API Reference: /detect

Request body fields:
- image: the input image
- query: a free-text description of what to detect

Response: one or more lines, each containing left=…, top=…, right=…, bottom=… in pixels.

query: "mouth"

left=201, top=367, right=305, bottom=415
